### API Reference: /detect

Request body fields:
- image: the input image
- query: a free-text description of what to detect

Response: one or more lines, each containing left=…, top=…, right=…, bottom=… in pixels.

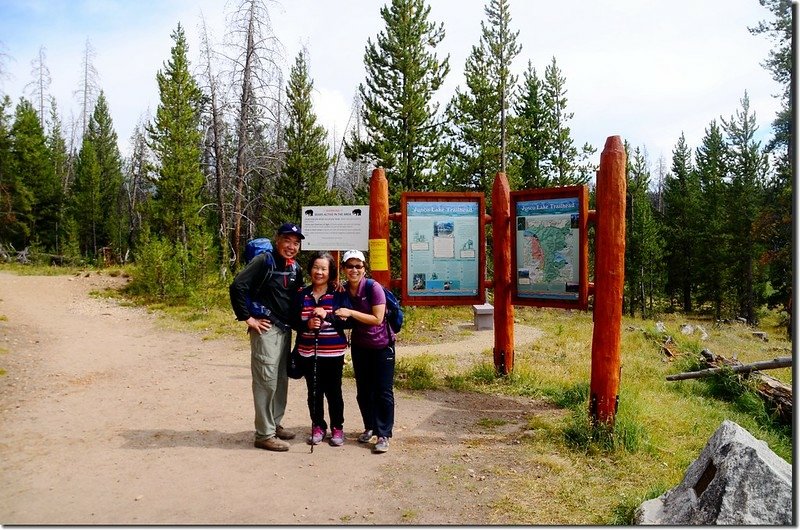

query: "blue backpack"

left=245, top=238, right=273, bottom=263
left=366, top=278, right=404, bottom=334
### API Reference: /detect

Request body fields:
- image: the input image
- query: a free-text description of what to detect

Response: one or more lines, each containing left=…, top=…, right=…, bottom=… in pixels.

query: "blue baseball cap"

left=276, top=222, right=305, bottom=239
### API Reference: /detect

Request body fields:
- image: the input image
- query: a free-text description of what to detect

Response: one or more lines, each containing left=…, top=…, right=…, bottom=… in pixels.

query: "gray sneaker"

left=357, top=429, right=373, bottom=443
left=373, top=436, right=389, bottom=453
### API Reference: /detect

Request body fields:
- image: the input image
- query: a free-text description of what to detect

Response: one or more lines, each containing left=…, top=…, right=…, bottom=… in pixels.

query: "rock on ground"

left=635, top=420, right=792, bottom=525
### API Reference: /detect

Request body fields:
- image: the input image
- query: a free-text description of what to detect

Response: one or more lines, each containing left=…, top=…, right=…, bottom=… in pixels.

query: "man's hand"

left=246, top=316, right=271, bottom=334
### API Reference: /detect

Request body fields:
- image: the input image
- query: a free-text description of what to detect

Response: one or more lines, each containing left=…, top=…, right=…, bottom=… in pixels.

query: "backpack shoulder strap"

left=364, top=278, right=375, bottom=305
left=255, top=251, right=276, bottom=292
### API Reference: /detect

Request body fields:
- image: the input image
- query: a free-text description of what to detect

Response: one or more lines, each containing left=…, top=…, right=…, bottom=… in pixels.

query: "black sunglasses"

left=343, top=263, right=364, bottom=270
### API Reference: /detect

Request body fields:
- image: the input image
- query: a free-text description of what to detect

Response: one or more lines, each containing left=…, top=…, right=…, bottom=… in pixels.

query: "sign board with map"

left=401, top=192, right=485, bottom=306
left=511, top=186, right=588, bottom=309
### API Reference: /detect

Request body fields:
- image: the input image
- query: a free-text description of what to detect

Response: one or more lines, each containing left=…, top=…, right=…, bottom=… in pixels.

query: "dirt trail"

left=0, top=271, right=549, bottom=525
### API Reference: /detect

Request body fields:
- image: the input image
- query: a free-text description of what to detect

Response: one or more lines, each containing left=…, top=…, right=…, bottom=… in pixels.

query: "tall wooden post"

left=368, top=167, right=391, bottom=287
left=589, top=136, right=627, bottom=425
left=492, top=172, right=514, bottom=375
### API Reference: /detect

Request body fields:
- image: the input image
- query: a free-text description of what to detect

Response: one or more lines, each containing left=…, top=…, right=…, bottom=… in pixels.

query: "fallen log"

left=667, top=352, right=792, bottom=425
left=666, top=357, right=792, bottom=381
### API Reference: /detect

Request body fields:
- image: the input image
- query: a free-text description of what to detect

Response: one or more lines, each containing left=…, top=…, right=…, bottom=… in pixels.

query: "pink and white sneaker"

left=330, top=427, right=345, bottom=447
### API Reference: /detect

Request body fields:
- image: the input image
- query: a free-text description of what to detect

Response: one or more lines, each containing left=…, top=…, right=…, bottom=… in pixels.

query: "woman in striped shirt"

left=295, top=251, right=349, bottom=446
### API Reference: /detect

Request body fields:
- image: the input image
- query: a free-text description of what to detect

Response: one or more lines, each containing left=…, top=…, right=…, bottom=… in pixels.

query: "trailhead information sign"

left=511, top=186, right=588, bottom=309
left=401, top=193, right=485, bottom=305
left=300, top=205, right=369, bottom=251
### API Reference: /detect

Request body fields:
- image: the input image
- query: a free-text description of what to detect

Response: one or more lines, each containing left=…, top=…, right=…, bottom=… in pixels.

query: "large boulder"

left=635, top=420, right=792, bottom=525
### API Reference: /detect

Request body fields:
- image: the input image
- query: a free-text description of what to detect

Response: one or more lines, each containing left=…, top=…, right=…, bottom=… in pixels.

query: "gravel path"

left=0, top=271, right=547, bottom=525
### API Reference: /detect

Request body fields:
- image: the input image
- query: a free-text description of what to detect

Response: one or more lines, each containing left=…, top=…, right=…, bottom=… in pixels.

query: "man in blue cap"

left=230, top=223, right=305, bottom=451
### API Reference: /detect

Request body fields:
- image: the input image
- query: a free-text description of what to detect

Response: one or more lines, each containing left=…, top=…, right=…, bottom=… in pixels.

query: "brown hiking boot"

left=254, top=437, right=289, bottom=452
left=276, top=425, right=296, bottom=440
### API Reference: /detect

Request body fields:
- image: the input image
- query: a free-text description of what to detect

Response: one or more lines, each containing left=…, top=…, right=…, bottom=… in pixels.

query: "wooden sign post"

left=492, top=172, right=514, bottom=375
left=368, top=167, right=391, bottom=287
left=589, top=136, right=627, bottom=425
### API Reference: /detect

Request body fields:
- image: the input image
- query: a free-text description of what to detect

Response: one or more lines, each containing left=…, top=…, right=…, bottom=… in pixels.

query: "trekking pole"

left=310, top=318, right=320, bottom=454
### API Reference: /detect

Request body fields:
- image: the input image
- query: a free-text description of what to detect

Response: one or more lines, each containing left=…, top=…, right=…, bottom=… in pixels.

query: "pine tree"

left=721, top=92, right=767, bottom=324
left=662, top=133, right=700, bottom=311
left=352, top=0, right=450, bottom=205
left=444, top=0, right=520, bottom=198
left=10, top=98, right=60, bottom=252
left=694, top=121, right=728, bottom=320
left=145, top=24, right=210, bottom=292
left=482, top=0, right=520, bottom=174
left=0, top=95, right=32, bottom=248
left=750, top=0, right=792, bottom=329
left=624, top=144, right=662, bottom=318
left=542, top=57, right=595, bottom=185
left=444, top=43, right=499, bottom=194
left=147, top=24, right=205, bottom=246
left=267, top=51, right=334, bottom=227
left=89, top=92, right=124, bottom=259
left=510, top=61, right=551, bottom=189
left=70, top=92, right=124, bottom=261
left=71, top=133, right=101, bottom=257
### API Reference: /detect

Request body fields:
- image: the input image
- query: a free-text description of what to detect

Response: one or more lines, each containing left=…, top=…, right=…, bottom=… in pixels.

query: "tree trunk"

left=231, top=3, right=257, bottom=266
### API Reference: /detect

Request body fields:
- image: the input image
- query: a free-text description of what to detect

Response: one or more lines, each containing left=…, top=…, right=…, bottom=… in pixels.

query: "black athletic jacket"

left=229, top=252, right=304, bottom=325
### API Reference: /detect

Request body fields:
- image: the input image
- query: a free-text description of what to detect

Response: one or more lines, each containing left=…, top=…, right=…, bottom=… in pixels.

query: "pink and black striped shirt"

left=296, top=288, right=348, bottom=357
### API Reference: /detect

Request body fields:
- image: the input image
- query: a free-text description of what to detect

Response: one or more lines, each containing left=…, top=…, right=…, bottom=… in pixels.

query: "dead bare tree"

left=73, top=38, right=100, bottom=140
left=224, top=0, right=284, bottom=265
left=198, top=14, right=233, bottom=277
left=337, top=92, right=373, bottom=201
left=0, top=40, right=13, bottom=90
left=26, top=46, right=51, bottom=127
left=123, top=120, right=151, bottom=261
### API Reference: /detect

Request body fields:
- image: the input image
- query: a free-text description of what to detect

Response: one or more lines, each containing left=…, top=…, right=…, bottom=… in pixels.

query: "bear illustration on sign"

left=352, top=208, right=362, bottom=216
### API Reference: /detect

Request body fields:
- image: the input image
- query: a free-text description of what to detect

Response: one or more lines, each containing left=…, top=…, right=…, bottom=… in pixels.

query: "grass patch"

left=399, top=305, right=474, bottom=345
left=397, top=306, right=792, bottom=523
left=395, top=355, right=437, bottom=390
left=608, top=483, right=669, bottom=525
left=400, top=509, right=419, bottom=521
left=477, top=417, right=509, bottom=428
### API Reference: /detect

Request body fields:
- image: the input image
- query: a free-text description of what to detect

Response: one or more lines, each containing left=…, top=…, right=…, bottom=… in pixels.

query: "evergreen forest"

left=0, top=0, right=792, bottom=331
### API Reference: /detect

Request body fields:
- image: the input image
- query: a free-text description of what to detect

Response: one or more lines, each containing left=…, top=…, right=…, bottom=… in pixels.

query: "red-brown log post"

left=492, top=172, right=514, bottom=375
left=368, top=167, right=391, bottom=287
left=589, top=136, right=627, bottom=425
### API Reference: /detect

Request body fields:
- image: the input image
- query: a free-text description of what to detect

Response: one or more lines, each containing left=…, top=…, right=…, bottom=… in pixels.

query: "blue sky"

left=0, top=0, right=782, bottom=169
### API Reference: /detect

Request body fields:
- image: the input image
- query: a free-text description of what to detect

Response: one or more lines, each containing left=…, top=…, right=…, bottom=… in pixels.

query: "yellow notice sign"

left=368, top=239, right=389, bottom=271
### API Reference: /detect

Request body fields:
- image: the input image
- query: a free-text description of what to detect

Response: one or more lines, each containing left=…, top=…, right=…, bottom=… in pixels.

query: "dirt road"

left=0, top=271, right=547, bottom=525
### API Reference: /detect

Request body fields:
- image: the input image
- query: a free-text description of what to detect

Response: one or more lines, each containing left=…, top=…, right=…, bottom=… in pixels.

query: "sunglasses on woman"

left=343, top=263, right=364, bottom=270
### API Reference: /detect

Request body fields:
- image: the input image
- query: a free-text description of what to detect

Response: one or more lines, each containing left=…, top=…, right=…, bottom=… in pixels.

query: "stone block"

left=472, top=304, right=493, bottom=331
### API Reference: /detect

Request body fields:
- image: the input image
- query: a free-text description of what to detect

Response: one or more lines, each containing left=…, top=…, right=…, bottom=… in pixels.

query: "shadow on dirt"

left=118, top=429, right=254, bottom=450
left=397, top=389, right=562, bottom=447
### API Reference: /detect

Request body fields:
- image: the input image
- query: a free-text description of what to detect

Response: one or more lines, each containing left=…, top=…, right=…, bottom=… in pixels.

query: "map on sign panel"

left=515, top=198, right=580, bottom=301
